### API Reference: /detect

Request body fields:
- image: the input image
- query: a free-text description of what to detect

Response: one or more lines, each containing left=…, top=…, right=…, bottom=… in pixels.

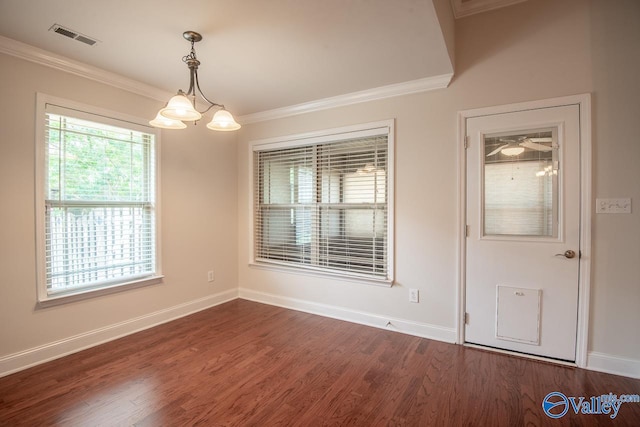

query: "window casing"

left=35, top=94, right=161, bottom=303
left=251, top=120, right=394, bottom=284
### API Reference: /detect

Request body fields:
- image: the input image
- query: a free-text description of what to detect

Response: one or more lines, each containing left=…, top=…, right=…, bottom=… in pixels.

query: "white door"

left=465, top=104, right=581, bottom=361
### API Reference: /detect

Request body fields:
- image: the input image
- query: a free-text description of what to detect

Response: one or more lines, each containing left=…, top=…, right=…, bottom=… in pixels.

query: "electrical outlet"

left=409, top=288, right=419, bottom=303
left=207, top=270, right=215, bottom=282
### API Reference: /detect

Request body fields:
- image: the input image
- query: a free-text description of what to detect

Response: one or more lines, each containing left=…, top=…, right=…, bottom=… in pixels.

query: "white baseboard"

left=0, top=289, right=238, bottom=378
left=238, top=288, right=457, bottom=343
left=587, top=351, right=640, bottom=379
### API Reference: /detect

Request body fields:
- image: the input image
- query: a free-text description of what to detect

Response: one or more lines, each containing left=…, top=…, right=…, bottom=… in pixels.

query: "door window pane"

left=483, top=129, right=558, bottom=237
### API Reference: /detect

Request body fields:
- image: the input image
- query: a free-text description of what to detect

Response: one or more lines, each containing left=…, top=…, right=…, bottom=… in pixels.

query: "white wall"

left=0, top=53, right=239, bottom=374
left=237, top=0, right=639, bottom=377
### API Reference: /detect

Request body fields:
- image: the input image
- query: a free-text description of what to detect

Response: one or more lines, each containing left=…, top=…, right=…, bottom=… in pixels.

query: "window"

left=251, top=120, right=394, bottom=284
left=35, top=94, right=161, bottom=303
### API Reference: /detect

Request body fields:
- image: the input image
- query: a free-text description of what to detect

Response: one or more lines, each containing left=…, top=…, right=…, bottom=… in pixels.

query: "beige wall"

left=237, top=0, right=639, bottom=367
left=589, top=0, right=640, bottom=361
left=237, top=0, right=591, bottom=332
left=0, top=54, right=238, bottom=358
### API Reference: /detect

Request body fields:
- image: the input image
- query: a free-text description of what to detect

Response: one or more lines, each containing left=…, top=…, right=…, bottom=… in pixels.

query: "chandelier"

left=150, top=31, right=241, bottom=131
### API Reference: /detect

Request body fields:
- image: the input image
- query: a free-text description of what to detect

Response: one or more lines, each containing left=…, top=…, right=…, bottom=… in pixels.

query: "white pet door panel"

left=496, top=285, right=541, bottom=345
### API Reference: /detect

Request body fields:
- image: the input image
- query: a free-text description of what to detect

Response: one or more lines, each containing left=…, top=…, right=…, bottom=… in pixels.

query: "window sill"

left=249, top=261, right=393, bottom=288
left=36, top=275, right=164, bottom=308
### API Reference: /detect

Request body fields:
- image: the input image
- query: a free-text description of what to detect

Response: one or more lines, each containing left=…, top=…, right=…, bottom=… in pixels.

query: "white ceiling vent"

left=48, top=24, right=99, bottom=46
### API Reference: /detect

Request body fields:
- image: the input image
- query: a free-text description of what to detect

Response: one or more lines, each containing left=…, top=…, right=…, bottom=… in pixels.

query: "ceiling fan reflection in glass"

left=485, top=133, right=555, bottom=158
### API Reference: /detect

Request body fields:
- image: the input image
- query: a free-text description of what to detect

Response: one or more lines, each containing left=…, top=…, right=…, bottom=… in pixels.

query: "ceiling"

left=0, top=0, right=456, bottom=118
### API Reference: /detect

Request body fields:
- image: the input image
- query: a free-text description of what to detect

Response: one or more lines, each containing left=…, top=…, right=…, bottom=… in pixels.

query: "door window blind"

left=484, top=160, right=556, bottom=236
left=254, top=129, right=391, bottom=281
left=43, top=106, right=157, bottom=296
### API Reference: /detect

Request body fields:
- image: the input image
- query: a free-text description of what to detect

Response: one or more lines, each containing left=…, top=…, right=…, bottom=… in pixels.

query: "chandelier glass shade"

left=207, top=109, right=242, bottom=131
left=161, top=92, right=202, bottom=121
left=150, top=31, right=240, bottom=131
left=149, top=111, right=187, bottom=129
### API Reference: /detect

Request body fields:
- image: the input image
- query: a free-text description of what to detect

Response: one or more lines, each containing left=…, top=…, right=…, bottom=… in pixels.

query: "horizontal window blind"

left=254, top=131, right=390, bottom=280
left=43, top=107, right=156, bottom=295
left=484, top=160, right=555, bottom=237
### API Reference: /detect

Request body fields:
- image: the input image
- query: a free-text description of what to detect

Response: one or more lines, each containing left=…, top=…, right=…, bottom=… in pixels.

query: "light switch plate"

left=596, top=198, right=631, bottom=214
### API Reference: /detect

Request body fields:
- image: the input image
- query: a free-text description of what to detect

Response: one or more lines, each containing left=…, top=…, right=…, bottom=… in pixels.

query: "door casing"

left=456, top=94, right=592, bottom=367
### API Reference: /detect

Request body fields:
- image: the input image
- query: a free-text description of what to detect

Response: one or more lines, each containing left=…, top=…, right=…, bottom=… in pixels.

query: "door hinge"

left=464, top=312, right=469, bottom=324
left=465, top=225, right=470, bottom=237
left=464, top=136, right=469, bottom=149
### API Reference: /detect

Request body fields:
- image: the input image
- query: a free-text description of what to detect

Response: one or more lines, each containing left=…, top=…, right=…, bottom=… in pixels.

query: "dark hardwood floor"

left=0, top=299, right=638, bottom=426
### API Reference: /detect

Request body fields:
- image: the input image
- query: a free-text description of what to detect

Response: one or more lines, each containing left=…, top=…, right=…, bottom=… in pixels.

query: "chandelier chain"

left=182, top=40, right=198, bottom=64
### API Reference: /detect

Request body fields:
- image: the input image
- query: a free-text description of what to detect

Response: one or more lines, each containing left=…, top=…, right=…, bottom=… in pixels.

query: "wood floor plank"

left=1, top=299, right=639, bottom=426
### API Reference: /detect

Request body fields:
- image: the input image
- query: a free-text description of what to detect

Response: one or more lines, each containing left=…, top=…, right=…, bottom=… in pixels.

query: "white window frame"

left=249, top=119, right=395, bottom=286
left=35, top=93, right=163, bottom=306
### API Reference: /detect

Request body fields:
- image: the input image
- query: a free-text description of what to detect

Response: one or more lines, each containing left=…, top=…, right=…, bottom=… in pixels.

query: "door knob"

left=555, top=250, right=576, bottom=259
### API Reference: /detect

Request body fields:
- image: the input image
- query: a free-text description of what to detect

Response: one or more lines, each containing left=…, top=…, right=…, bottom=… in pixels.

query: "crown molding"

left=1, top=34, right=453, bottom=125
left=238, top=73, right=453, bottom=124
left=0, top=35, right=171, bottom=102
left=451, top=0, right=527, bottom=19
